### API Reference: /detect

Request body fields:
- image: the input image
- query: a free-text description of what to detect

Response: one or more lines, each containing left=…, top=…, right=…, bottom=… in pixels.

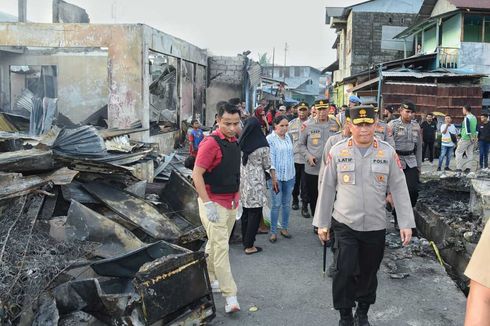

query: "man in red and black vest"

left=192, top=102, right=242, bottom=314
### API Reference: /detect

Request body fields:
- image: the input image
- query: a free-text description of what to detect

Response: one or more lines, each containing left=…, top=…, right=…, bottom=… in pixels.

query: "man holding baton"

left=313, top=106, right=416, bottom=326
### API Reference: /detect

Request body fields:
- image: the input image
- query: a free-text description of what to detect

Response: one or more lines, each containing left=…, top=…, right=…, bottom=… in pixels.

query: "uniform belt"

left=396, top=150, right=415, bottom=156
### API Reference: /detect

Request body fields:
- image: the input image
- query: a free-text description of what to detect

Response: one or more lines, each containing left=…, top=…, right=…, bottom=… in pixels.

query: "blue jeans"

left=479, top=140, right=490, bottom=168
left=438, top=146, right=453, bottom=169
left=269, top=178, right=295, bottom=234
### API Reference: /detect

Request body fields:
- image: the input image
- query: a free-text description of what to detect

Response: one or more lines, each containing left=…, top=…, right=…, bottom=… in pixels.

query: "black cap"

left=297, top=101, right=309, bottom=110
left=314, top=99, right=329, bottom=110
left=385, top=106, right=394, bottom=114
left=350, top=105, right=376, bottom=125
left=400, top=100, right=416, bottom=112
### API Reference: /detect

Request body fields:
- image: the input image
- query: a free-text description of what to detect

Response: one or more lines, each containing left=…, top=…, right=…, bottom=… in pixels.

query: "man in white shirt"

left=437, top=115, right=457, bottom=171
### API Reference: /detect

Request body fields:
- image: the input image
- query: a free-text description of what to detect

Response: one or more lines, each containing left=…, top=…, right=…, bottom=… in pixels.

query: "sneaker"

left=437, top=167, right=441, bottom=171
left=445, top=167, right=452, bottom=171
left=225, top=296, right=240, bottom=313
left=292, top=200, right=299, bottom=210
left=464, top=168, right=471, bottom=173
left=210, top=280, right=221, bottom=293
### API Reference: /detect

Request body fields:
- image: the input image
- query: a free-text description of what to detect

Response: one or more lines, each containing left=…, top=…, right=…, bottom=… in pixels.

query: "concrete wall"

left=0, top=23, right=208, bottom=154
left=0, top=48, right=108, bottom=123
left=350, top=11, right=418, bottom=75
left=206, top=55, right=244, bottom=126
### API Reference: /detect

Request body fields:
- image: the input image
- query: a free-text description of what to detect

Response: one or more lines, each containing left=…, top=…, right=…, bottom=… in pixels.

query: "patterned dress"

left=240, top=147, right=271, bottom=208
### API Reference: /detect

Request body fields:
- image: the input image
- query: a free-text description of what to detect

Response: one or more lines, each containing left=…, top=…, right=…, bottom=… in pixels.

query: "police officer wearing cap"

left=373, top=107, right=395, bottom=147
left=289, top=101, right=311, bottom=216
left=314, top=106, right=415, bottom=326
left=387, top=101, right=422, bottom=229
left=298, top=99, right=340, bottom=220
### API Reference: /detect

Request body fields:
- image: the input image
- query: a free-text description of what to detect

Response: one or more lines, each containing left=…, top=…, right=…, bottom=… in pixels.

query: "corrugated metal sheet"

left=382, top=71, right=485, bottom=78
left=450, top=0, right=490, bottom=10
left=248, top=63, right=262, bottom=88
left=0, top=114, right=17, bottom=132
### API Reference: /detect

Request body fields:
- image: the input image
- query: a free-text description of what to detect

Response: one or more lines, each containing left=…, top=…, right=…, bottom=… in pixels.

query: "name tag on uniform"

left=311, top=132, right=321, bottom=145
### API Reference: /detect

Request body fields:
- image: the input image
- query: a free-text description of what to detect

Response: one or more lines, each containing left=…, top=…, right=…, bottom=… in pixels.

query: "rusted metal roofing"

left=449, top=0, right=490, bottom=10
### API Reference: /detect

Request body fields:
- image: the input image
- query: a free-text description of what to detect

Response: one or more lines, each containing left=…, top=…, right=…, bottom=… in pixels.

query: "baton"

left=322, top=240, right=327, bottom=280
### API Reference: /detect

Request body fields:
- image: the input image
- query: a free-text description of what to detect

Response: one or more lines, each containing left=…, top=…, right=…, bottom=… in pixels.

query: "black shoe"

left=301, top=205, right=311, bottom=218
left=354, top=303, right=370, bottom=326
left=339, top=309, right=354, bottom=326
left=292, top=200, right=299, bottom=210
left=455, top=169, right=462, bottom=172
left=464, top=168, right=471, bottom=173
left=437, top=167, right=441, bottom=171
left=445, top=167, right=452, bottom=171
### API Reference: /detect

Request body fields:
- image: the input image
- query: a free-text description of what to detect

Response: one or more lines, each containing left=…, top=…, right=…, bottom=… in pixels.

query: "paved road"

left=209, top=208, right=466, bottom=326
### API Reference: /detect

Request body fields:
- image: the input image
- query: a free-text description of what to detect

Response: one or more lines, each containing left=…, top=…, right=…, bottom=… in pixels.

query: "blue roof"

left=0, top=11, right=18, bottom=22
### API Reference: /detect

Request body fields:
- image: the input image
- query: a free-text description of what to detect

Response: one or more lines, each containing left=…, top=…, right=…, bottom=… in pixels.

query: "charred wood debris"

left=0, top=115, right=214, bottom=325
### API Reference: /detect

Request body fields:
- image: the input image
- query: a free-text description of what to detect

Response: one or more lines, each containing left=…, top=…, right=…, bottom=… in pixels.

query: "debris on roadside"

left=0, top=121, right=212, bottom=325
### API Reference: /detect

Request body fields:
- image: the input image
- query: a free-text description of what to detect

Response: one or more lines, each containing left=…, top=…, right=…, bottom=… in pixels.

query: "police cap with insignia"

left=400, top=100, right=416, bottom=112
left=350, top=105, right=376, bottom=125
left=297, top=101, right=309, bottom=110
left=314, top=99, right=329, bottom=110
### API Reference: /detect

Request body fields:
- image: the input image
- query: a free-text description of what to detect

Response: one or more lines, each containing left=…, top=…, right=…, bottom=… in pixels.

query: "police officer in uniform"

left=314, top=106, right=415, bottom=326
left=298, top=99, right=340, bottom=220
left=289, top=101, right=310, bottom=216
left=387, top=101, right=422, bottom=229
left=373, top=107, right=395, bottom=147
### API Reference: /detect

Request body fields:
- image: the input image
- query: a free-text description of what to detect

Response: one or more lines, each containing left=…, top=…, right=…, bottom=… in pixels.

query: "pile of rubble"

left=0, top=124, right=214, bottom=325
left=415, top=171, right=490, bottom=293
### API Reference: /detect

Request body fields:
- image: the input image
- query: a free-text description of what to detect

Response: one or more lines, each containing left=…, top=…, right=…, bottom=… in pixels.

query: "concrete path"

left=209, top=209, right=466, bottom=326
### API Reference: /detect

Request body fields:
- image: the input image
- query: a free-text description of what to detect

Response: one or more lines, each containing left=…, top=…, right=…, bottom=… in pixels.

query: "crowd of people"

left=190, top=96, right=490, bottom=325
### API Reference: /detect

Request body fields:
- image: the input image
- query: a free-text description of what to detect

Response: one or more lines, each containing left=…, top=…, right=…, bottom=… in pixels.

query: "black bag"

left=450, top=132, right=457, bottom=144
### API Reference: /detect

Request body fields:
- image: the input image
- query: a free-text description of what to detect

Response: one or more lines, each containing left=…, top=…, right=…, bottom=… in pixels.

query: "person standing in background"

left=478, top=112, right=490, bottom=170
left=298, top=99, right=340, bottom=226
left=437, top=115, right=457, bottom=171
left=289, top=102, right=310, bottom=216
left=420, top=113, right=438, bottom=164
left=267, top=115, right=296, bottom=243
left=456, top=105, right=478, bottom=172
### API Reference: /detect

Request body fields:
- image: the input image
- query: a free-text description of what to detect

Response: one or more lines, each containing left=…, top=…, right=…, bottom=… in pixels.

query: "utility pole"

left=272, top=47, right=275, bottom=79
left=18, top=0, right=27, bottom=22
left=283, top=42, right=288, bottom=83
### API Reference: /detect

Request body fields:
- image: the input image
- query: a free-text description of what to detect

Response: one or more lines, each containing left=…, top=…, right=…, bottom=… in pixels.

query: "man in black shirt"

left=420, top=113, right=438, bottom=164
left=478, top=112, right=490, bottom=169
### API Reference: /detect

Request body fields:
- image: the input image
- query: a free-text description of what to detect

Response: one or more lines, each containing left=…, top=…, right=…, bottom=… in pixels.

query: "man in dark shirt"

left=478, top=112, right=490, bottom=169
left=420, top=113, right=438, bottom=164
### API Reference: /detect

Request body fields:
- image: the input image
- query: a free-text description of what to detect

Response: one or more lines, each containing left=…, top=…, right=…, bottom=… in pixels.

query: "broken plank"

left=82, top=182, right=181, bottom=240
left=0, top=148, right=54, bottom=172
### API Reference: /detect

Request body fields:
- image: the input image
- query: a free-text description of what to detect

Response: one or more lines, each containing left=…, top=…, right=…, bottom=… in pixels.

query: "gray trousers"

left=455, top=139, right=475, bottom=170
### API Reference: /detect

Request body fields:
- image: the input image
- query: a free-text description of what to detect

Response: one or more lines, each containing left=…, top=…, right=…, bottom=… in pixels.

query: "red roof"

left=449, top=0, right=490, bottom=10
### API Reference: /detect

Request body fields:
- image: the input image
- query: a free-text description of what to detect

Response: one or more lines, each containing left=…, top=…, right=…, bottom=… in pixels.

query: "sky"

left=0, top=0, right=366, bottom=68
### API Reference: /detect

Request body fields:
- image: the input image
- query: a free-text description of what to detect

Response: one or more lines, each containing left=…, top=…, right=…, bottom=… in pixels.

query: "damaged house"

left=0, top=22, right=207, bottom=153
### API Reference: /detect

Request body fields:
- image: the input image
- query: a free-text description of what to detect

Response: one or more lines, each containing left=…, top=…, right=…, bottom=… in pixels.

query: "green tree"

left=258, top=52, right=270, bottom=66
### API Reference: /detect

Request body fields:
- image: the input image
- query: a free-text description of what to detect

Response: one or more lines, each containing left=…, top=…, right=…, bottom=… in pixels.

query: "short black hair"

left=272, top=115, right=288, bottom=126
left=191, top=119, right=199, bottom=125
left=341, top=105, right=348, bottom=109
left=426, top=113, right=433, bottom=116
left=218, top=101, right=241, bottom=118
left=463, top=104, right=472, bottom=112
left=228, top=98, right=241, bottom=106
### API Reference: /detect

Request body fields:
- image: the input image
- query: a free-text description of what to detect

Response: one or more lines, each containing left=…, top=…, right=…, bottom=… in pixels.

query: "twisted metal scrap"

left=0, top=195, right=97, bottom=324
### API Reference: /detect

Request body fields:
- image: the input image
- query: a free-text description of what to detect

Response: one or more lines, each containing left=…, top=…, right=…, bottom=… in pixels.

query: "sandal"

left=280, top=230, right=292, bottom=239
left=245, top=246, right=263, bottom=255
left=269, top=235, right=277, bottom=243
